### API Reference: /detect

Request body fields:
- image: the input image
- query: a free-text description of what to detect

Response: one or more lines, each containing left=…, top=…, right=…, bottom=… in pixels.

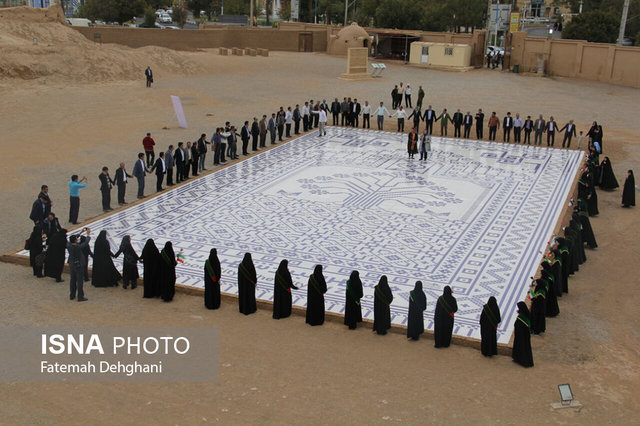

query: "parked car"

left=66, top=18, right=93, bottom=27
left=159, top=13, right=172, bottom=23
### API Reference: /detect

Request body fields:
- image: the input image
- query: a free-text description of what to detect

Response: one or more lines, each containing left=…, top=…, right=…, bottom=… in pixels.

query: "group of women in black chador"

left=140, top=238, right=177, bottom=302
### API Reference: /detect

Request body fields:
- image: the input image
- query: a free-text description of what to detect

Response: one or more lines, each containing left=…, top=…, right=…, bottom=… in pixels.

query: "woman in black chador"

left=91, top=230, right=122, bottom=287
left=28, top=226, right=45, bottom=277
left=529, top=278, right=547, bottom=335
left=407, top=281, right=427, bottom=340
left=599, top=157, right=618, bottom=190
left=44, top=228, right=67, bottom=282
left=373, top=275, right=393, bottom=335
left=159, top=241, right=177, bottom=302
left=141, top=238, right=161, bottom=298
left=540, top=261, right=559, bottom=317
left=238, top=253, right=257, bottom=315
left=273, top=259, right=298, bottom=319
left=113, top=235, right=139, bottom=289
left=512, top=301, right=534, bottom=367
left=204, top=248, right=221, bottom=310
left=576, top=201, right=597, bottom=249
left=434, top=285, right=458, bottom=348
left=344, top=270, right=363, bottom=329
left=305, top=265, right=327, bottom=326
left=622, top=170, right=635, bottom=208
left=479, top=296, right=501, bottom=356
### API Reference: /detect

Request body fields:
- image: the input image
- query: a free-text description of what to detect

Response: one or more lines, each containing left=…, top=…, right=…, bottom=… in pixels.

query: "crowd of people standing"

left=23, top=80, right=636, bottom=362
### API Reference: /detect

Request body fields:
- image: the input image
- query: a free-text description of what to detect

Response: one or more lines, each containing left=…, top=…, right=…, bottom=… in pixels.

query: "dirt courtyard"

left=1, top=47, right=640, bottom=425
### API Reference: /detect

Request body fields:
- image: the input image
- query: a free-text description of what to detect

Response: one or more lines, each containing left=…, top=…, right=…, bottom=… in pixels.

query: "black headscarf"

left=517, top=301, right=530, bottom=319
left=486, top=296, right=501, bottom=324
left=141, top=238, right=161, bottom=298
left=160, top=241, right=177, bottom=302
left=344, top=270, right=363, bottom=329
left=622, top=170, right=635, bottom=207
left=44, top=228, right=67, bottom=279
left=92, top=230, right=121, bottom=287
left=28, top=226, right=43, bottom=265
left=204, top=248, right=221, bottom=310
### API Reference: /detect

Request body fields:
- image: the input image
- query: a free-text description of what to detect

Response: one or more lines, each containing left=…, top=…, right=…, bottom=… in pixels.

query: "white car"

left=159, top=14, right=172, bottom=23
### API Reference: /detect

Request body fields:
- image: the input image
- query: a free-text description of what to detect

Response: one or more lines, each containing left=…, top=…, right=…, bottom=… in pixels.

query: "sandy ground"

left=1, top=49, right=640, bottom=425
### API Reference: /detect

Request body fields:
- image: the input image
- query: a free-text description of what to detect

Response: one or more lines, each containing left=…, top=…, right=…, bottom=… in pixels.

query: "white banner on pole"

left=170, top=95, right=188, bottom=129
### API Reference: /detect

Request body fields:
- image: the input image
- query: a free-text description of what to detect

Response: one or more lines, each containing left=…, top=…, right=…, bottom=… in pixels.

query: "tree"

left=143, top=6, right=157, bottom=27
left=279, top=1, right=291, bottom=20
left=375, top=0, right=424, bottom=29
left=78, top=0, right=146, bottom=24
left=224, top=0, right=250, bottom=15
left=562, top=10, right=619, bottom=42
left=186, top=0, right=211, bottom=17
left=171, top=4, right=188, bottom=27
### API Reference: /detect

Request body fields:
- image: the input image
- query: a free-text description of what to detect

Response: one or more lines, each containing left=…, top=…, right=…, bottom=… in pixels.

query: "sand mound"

left=0, top=4, right=200, bottom=82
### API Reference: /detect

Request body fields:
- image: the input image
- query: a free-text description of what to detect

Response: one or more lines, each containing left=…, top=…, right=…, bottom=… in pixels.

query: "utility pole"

left=344, top=0, right=348, bottom=26
left=250, top=0, right=253, bottom=26
left=617, top=0, right=630, bottom=45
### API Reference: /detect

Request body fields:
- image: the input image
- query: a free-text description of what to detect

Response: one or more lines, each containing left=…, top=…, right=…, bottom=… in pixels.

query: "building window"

left=422, top=46, right=429, bottom=56
left=444, top=47, right=454, bottom=56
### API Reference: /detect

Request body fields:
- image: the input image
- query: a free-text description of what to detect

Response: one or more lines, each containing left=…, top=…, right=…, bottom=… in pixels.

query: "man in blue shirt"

left=68, top=174, right=88, bottom=225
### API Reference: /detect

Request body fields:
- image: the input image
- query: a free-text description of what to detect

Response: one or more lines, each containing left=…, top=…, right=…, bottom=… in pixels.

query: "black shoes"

left=77, top=297, right=88, bottom=302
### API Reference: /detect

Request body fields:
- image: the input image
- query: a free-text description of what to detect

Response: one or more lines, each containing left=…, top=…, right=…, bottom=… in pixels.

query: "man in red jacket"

left=142, top=133, right=155, bottom=168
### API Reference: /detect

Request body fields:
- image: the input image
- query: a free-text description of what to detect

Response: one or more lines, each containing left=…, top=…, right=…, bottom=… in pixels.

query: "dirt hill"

left=0, top=4, right=200, bottom=82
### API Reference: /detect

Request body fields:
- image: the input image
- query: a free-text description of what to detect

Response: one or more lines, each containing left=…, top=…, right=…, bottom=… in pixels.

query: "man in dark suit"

left=292, top=107, right=301, bottom=135
left=523, top=116, right=534, bottom=144
left=331, top=98, right=340, bottom=125
left=165, top=145, right=175, bottom=186
left=560, top=119, right=577, bottom=148
left=251, top=117, right=260, bottom=150
left=37, top=185, right=52, bottom=217
left=98, top=166, right=114, bottom=212
left=174, top=142, right=185, bottom=182
left=475, top=109, right=485, bottom=139
left=114, top=162, right=132, bottom=205
left=463, top=111, right=473, bottom=138
left=150, top=152, right=166, bottom=192
left=29, top=195, right=48, bottom=225
left=452, top=109, right=463, bottom=138
left=422, top=105, right=436, bottom=135
left=259, top=115, right=267, bottom=148
left=533, top=115, right=545, bottom=146
left=503, top=112, right=513, bottom=142
left=268, top=113, right=276, bottom=144
left=341, top=98, right=349, bottom=126
left=545, top=116, right=557, bottom=146
left=42, top=212, right=61, bottom=237
left=352, top=99, right=361, bottom=127
left=191, top=140, right=200, bottom=173
left=241, top=121, right=251, bottom=156
left=132, top=152, right=148, bottom=199
left=346, top=97, right=354, bottom=126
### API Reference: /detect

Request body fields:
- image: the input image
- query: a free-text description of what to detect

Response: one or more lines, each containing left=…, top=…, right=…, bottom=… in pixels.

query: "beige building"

left=409, top=42, right=472, bottom=70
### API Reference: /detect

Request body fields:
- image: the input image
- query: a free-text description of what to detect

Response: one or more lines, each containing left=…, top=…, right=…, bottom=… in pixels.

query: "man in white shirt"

left=302, top=102, right=310, bottom=132
left=285, top=107, right=293, bottom=138
left=513, top=113, right=523, bottom=143
left=374, top=102, right=390, bottom=130
left=362, top=101, right=371, bottom=129
left=352, top=99, right=361, bottom=128
left=391, top=105, right=407, bottom=132
left=311, top=107, right=327, bottom=137
left=405, top=84, right=412, bottom=108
